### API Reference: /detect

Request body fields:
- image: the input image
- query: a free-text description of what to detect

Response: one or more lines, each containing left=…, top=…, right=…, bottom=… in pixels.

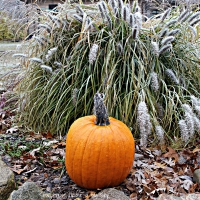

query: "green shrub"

left=0, top=12, right=26, bottom=41
left=18, top=2, right=200, bottom=147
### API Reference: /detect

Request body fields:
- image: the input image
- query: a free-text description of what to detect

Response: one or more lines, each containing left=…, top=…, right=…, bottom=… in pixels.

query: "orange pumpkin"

left=65, top=93, right=135, bottom=189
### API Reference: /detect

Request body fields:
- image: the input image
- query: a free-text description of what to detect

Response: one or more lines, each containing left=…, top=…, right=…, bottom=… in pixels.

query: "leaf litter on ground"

left=0, top=105, right=200, bottom=199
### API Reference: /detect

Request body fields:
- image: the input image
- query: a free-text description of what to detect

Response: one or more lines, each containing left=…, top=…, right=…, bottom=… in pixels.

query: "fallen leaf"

left=154, top=162, right=166, bottom=169
left=0, top=121, right=7, bottom=131
left=30, top=147, right=41, bottom=157
left=134, top=160, right=143, bottom=167
left=163, top=147, right=179, bottom=162
left=43, top=140, right=58, bottom=147
left=130, top=192, right=137, bottom=200
left=1, top=113, right=6, bottom=119
left=143, top=184, right=154, bottom=194
left=21, top=154, right=35, bottom=160
left=134, top=153, right=144, bottom=160
left=51, top=156, right=58, bottom=161
left=58, top=141, right=66, bottom=147
left=53, top=148, right=65, bottom=156
left=150, top=187, right=166, bottom=194
left=85, top=191, right=96, bottom=199
left=193, top=148, right=200, bottom=153
left=52, top=144, right=58, bottom=149
left=126, top=180, right=136, bottom=192
left=181, top=179, right=193, bottom=191
left=189, top=183, right=198, bottom=193
left=181, top=149, right=196, bottom=160
left=42, top=131, right=53, bottom=139
left=155, top=176, right=168, bottom=188
left=179, top=175, right=192, bottom=181
left=44, top=173, right=48, bottom=178
left=33, top=134, right=42, bottom=139
left=6, top=126, right=18, bottom=134
left=10, top=164, right=28, bottom=174
left=163, top=158, right=175, bottom=167
left=25, top=137, right=35, bottom=141
left=135, top=170, right=146, bottom=183
left=153, top=150, right=162, bottom=156
left=29, top=132, right=35, bottom=136
left=170, top=176, right=181, bottom=185
left=24, top=167, right=37, bottom=174
left=18, top=145, right=27, bottom=150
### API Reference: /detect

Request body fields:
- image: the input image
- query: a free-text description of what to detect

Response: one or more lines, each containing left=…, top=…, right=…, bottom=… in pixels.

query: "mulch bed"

left=0, top=95, right=200, bottom=200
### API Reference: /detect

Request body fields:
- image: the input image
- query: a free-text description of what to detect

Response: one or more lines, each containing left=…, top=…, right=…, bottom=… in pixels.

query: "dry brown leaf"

left=42, top=131, right=53, bottom=139
left=43, top=140, right=59, bottom=147
left=6, top=126, right=18, bottom=134
left=154, top=162, right=166, bottom=169
left=155, top=172, right=164, bottom=178
left=30, top=147, right=41, bottom=158
left=130, top=192, right=137, bottom=200
left=33, top=134, right=42, bottom=139
left=58, top=141, right=66, bottom=147
left=182, top=180, right=193, bottom=191
left=193, top=148, right=200, bottom=153
left=180, top=149, right=196, bottom=160
left=163, top=158, right=175, bottom=167
left=143, top=184, right=154, bottom=194
left=177, top=168, right=185, bottom=175
left=52, top=144, right=58, bottom=149
left=126, top=181, right=136, bottom=192
left=189, top=183, right=199, bottom=193
left=29, top=132, right=35, bottom=136
left=44, top=173, right=48, bottom=178
left=85, top=191, right=96, bottom=199
left=51, top=165, right=62, bottom=169
left=163, top=147, right=179, bottom=162
left=24, top=167, right=37, bottom=174
left=25, top=137, right=34, bottom=141
left=10, top=164, right=28, bottom=174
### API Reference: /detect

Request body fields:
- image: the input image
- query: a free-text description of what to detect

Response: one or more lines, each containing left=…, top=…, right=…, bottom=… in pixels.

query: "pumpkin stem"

left=94, top=92, right=110, bottom=126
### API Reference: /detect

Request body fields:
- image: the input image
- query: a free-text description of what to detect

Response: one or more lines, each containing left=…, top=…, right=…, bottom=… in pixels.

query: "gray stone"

left=0, top=157, right=15, bottom=200
left=7, top=182, right=51, bottom=200
left=193, top=169, right=200, bottom=185
left=157, top=194, right=183, bottom=200
left=185, top=194, right=200, bottom=200
left=90, top=188, right=131, bottom=200
left=157, top=194, right=200, bottom=200
left=177, top=155, right=187, bottom=165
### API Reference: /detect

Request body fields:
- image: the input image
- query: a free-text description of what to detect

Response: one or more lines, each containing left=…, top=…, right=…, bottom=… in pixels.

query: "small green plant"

left=0, top=141, right=26, bottom=158
left=0, top=137, right=47, bottom=158
left=18, top=1, right=200, bottom=147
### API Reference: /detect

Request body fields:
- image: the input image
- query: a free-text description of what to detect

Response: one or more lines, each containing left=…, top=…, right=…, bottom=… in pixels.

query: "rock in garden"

left=157, top=194, right=182, bottom=200
left=0, top=157, right=15, bottom=200
left=90, top=188, right=131, bottom=200
left=193, top=169, right=200, bottom=185
left=186, top=194, right=200, bottom=200
left=157, top=194, right=200, bottom=200
left=8, top=181, right=51, bottom=200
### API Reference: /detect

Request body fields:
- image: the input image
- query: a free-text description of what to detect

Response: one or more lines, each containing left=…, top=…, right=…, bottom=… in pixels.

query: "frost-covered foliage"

left=0, top=0, right=38, bottom=40
left=18, top=1, right=200, bottom=147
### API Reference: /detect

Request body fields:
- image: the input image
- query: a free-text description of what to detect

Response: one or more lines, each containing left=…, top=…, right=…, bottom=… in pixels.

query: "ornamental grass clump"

left=18, top=2, right=200, bottom=147
left=0, top=0, right=39, bottom=41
